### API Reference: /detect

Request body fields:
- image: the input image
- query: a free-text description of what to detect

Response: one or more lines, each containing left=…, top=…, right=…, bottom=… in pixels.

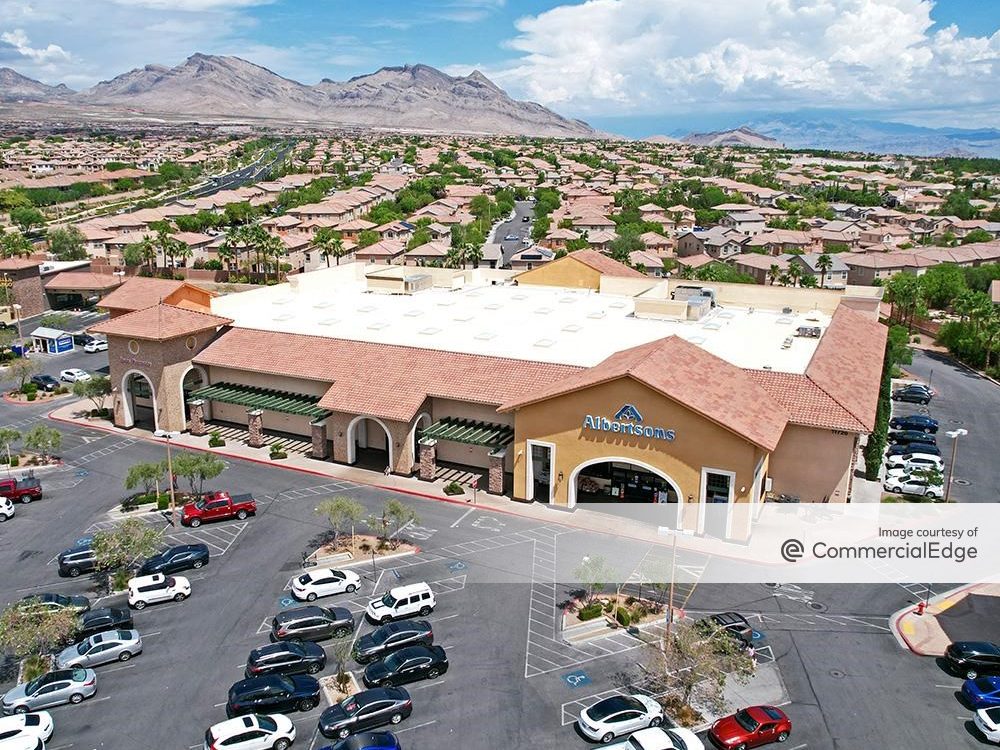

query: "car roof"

left=388, top=582, right=432, bottom=596
left=130, top=573, right=166, bottom=586
left=213, top=715, right=264, bottom=737
left=712, top=612, right=748, bottom=625
left=355, top=687, right=407, bottom=705
left=275, top=605, right=327, bottom=622
left=747, top=705, right=787, bottom=721
left=955, top=641, right=1000, bottom=655
left=589, top=695, right=645, bottom=719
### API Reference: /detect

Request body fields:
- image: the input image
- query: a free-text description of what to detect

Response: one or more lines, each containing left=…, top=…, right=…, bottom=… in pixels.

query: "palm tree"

left=767, top=264, right=780, bottom=286
left=315, top=228, right=347, bottom=267
left=815, top=253, right=833, bottom=288
left=444, top=246, right=464, bottom=269
left=220, top=225, right=247, bottom=271
left=464, top=242, right=483, bottom=269
left=788, top=263, right=803, bottom=287
left=778, top=272, right=792, bottom=287
left=263, top=234, right=287, bottom=282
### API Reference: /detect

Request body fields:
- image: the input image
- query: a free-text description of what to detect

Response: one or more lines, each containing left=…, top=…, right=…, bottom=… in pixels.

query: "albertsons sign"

left=583, top=404, right=676, bottom=441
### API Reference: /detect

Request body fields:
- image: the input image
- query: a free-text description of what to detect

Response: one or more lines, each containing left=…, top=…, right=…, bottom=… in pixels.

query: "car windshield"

left=341, top=697, right=359, bottom=714
left=590, top=697, right=642, bottom=721
left=297, top=573, right=312, bottom=584
left=371, top=628, right=392, bottom=645
left=194, top=500, right=207, bottom=510
left=257, top=715, right=277, bottom=732
left=24, top=677, right=42, bottom=694
left=380, top=593, right=398, bottom=608
left=76, top=642, right=89, bottom=655
left=383, top=652, right=404, bottom=671
left=735, top=709, right=760, bottom=731
left=975, top=677, right=996, bottom=692
left=276, top=676, right=295, bottom=691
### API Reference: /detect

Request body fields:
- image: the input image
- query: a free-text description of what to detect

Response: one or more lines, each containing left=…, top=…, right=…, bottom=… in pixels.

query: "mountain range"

left=0, top=54, right=595, bottom=137
left=680, top=126, right=781, bottom=148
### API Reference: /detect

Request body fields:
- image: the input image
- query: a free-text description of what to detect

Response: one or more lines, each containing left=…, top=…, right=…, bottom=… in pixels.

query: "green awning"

left=419, top=417, right=514, bottom=449
left=190, top=382, right=330, bottom=420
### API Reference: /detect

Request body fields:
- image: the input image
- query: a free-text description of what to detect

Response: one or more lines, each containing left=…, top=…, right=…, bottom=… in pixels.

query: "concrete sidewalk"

left=890, top=582, right=1000, bottom=655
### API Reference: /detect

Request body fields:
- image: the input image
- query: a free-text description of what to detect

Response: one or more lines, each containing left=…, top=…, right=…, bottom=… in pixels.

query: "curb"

left=3, top=392, right=73, bottom=407
left=888, top=582, right=980, bottom=655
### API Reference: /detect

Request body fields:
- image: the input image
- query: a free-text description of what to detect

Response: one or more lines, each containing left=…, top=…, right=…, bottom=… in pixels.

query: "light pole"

left=154, top=429, right=181, bottom=525
left=943, top=429, right=967, bottom=503
left=11, top=303, right=25, bottom=358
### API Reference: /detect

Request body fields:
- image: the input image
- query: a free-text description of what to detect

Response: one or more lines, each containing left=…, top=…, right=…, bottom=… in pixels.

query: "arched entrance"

left=568, top=457, right=683, bottom=523
left=347, top=415, right=394, bottom=472
left=180, top=365, right=208, bottom=422
left=408, top=412, right=432, bottom=472
left=120, top=370, right=158, bottom=431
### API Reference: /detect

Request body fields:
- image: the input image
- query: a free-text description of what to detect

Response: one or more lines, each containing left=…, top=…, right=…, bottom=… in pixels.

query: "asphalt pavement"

left=493, top=200, right=535, bottom=265
left=897, top=348, right=999, bottom=502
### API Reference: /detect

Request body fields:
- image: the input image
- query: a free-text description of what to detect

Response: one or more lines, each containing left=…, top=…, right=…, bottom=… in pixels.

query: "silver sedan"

left=55, top=629, right=142, bottom=669
left=2, top=668, right=97, bottom=714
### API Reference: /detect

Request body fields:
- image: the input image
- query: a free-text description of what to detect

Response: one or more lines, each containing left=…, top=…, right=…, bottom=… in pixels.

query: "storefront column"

left=247, top=409, right=265, bottom=448
left=187, top=400, right=207, bottom=436
left=488, top=448, right=505, bottom=495
left=311, top=419, right=329, bottom=460
left=418, top=438, right=437, bottom=481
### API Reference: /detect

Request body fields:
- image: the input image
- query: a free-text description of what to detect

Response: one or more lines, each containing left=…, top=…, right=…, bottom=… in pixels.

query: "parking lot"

left=0, top=390, right=998, bottom=749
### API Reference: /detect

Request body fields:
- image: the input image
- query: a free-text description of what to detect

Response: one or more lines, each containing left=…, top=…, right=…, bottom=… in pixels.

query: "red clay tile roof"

left=0, top=257, right=40, bottom=271
left=804, top=305, right=887, bottom=432
left=97, top=277, right=215, bottom=313
left=567, top=249, right=646, bottom=278
left=89, top=304, right=232, bottom=341
left=194, top=328, right=583, bottom=423
left=499, top=335, right=788, bottom=451
left=44, top=271, right=122, bottom=292
left=747, top=370, right=866, bottom=432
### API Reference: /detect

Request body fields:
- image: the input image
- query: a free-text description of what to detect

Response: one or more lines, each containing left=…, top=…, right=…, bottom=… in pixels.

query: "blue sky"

left=0, top=0, right=997, bottom=135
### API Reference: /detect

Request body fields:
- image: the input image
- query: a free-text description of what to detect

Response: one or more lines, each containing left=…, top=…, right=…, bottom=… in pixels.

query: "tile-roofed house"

left=747, top=370, right=866, bottom=432
left=354, top=239, right=406, bottom=265
left=567, top=249, right=645, bottom=278
left=89, top=303, right=232, bottom=341
left=194, top=328, right=581, bottom=423
left=499, top=336, right=788, bottom=452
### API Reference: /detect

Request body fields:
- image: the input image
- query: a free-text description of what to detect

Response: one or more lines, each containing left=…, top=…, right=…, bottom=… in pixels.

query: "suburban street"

left=493, top=199, right=535, bottom=265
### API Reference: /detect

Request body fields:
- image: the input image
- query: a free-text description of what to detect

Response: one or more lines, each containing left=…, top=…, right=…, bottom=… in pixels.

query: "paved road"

left=897, top=348, right=999, bottom=502
left=493, top=200, right=535, bottom=265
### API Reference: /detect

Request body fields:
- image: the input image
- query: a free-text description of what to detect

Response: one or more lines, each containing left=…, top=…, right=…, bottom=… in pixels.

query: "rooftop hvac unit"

left=782, top=306, right=793, bottom=314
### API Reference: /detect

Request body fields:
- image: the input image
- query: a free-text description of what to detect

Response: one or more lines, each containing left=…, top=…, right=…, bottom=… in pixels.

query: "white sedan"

left=59, top=369, right=91, bottom=383
left=203, top=714, right=295, bottom=750
left=291, top=567, right=362, bottom=602
left=0, top=711, right=54, bottom=742
left=127, top=573, right=190, bottom=610
left=578, top=694, right=666, bottom=744
left=607, top=726, right=704, bottom=750
left=883, top=474, right=944, bottom=499
left=975, top=706, right=1000, bottom=743
left=885, top=453, right=944, bottom=473
left=83, top=340, right=108, bottom=353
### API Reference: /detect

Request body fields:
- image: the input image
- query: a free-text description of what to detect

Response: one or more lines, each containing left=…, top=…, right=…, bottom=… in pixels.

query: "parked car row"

left=942, top=641, right=1000, bottom=744
left=884, top=384, right=946, bottom=499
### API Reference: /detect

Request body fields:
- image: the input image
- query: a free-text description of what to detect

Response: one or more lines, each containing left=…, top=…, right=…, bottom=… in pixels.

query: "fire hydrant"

left=916, top=601, right=927, bottom=616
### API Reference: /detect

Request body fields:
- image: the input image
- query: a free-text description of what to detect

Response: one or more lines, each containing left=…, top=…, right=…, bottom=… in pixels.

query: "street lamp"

left=154, top=429, right=181, bottom=525
left=11, top=304, right=25, bottom=359
left=943, top=428, right=968, bottom=503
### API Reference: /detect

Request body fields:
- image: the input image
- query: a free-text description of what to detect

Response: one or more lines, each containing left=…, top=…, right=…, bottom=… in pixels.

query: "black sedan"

left=945, top=641, right=1000, bottom=679
left=319, top=687, right=412, bottom=739
left=889, top=414, right=938, bottom=433
left=319, top=732, right=402, bottom=750
left=139, top=544, right=210, bottom=576
left=30, top=374, right=59, bottom=392
left=362, top=645, right=448, bottom=688
left=887, top=441, right=940, bottom=457
left=226, top=674, right=320, bottom=718
left=892, top=386, right=931, bottom=404
left=77, top=607, right=133, bottom=640
left=888, top=430, right=938, bottom=447
left=20, top=592, right=90, bottom=614
left=353, top=620, right=433, bottom=664
left=245, top=640, right=326, bottom=679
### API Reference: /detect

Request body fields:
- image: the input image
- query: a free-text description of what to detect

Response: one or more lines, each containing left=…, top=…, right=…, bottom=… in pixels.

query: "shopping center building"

left=91, top=251, right=886, bottom=538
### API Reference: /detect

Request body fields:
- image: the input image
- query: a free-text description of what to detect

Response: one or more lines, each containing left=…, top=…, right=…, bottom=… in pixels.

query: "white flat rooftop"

left=210, top=266, right=830, bottom=373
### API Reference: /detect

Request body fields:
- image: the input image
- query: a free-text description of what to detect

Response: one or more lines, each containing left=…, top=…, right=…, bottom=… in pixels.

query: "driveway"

left=898, top=349, right=1000, bottom=502
left=493, top=200, right=535, bottom=265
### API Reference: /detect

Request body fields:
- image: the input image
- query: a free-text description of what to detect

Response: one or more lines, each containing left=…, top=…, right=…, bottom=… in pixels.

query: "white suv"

left=203, top=714, right=295, bottom=750
left=127, top=574, right=190, bottom=610
left=365, top=582, right=435, bottom=624
left=0, top=497, right=13, bottom=523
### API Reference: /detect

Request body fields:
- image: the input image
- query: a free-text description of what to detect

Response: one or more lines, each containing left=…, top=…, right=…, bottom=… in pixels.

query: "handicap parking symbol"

left=751, top=629, right=764, bottom=641
left=278, top=596, right=297, bottom=609
left=448, top=561, right=467, bottom=572
left=75, top=535, right=93, bottom=546
left=562, top=670, right=591, bottom=689
left=75, top=469, right=89, bottom=477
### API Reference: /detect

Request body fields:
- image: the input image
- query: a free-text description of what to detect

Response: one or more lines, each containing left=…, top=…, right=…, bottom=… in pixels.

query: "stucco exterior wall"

left=509, top=376, right=767, bottom=516
left=429, top=398, right=513, bottom=469
left=767, top=423, right=856, bottom=502
left=514, top=257, right=602, bottom=290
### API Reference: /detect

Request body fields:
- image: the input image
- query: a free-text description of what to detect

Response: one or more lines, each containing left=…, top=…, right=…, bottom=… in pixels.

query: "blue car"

left=320, top=731, right=402, bottom=750
left=889, top=414, right=938, bottom=434
left=963, top=676, right=1000, bottom=709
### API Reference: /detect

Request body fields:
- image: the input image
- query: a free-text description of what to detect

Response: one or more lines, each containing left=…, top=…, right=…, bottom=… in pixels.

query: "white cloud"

left=0, top=28, right=69, bottom=63
left=105, top=0, right=270, bottom=9
left=490, top=0, right=1000, bottom=121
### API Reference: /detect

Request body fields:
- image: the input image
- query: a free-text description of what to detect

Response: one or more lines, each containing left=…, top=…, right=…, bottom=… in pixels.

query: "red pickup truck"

left=180, top=491, right=256, bottom=527
left=0, top=475, right=43, bottom=504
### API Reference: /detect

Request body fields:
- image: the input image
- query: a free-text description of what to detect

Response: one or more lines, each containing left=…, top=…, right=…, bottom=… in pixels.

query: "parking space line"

left=394, top=720, right=438, bottom=734
left=407, top=679, right=448, bottom=691
left=102, top=663, right=137, bottom=674
left=450, top=508, right=475, bottom=528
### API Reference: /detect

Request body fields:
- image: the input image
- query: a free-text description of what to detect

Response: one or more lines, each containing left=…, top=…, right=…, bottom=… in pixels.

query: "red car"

left=709, top=706, right=791, bottom=749
left=180, top=491, right=256, bottom=527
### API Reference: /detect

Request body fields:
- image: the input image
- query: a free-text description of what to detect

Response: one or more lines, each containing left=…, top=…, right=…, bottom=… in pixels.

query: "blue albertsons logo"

left=584, top=404, right=675, bottom=441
